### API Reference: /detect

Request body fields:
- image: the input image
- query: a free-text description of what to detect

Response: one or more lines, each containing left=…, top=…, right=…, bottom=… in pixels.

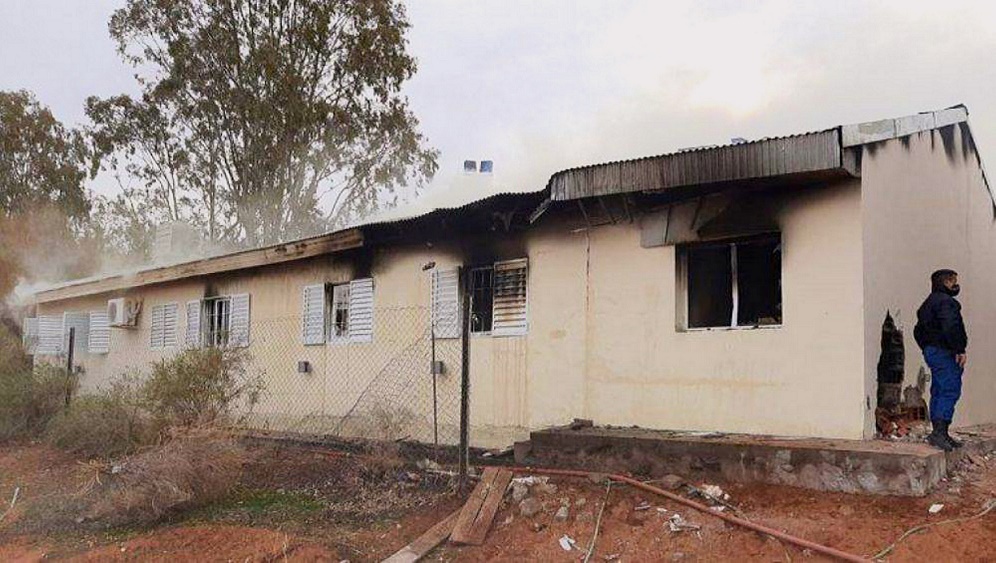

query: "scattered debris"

left=416, top=459, right=442, bottom=471
left=510, top=482, right=529, bottom=502
left=668, top=513, right=701, bottom=532
left=519, top=498, right=542, bottom=517
left=570, top=418, right=594, bottom=430
left=481, top=446, right=514, bottom=459
left=634, top=500, right=652, bottom=511
left=928, top=503, right=944, bottom=514
left=537, top=482, right=559, bottom=495
left=559, top=535, right=577, bottom=551
left=699, top=484, right=730, bottom=501
left=512, top=475, right=548, bottom=487
left=660, top=474, right=685, bottom=490
left=555, top=505, right=570, bottom=521
left=603, top=554, right=620, bottom=561
left=531, top=522, right=547, bottom=533
left=575, top=497, right=587, bottom=508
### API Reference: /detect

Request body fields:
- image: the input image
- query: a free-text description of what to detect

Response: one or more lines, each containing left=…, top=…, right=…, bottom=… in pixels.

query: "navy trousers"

left=924, top=345, right=963, bottom=422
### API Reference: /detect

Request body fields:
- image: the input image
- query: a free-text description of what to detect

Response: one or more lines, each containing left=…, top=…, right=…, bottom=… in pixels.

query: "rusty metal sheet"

left=548, top=129, right=844, bottom=201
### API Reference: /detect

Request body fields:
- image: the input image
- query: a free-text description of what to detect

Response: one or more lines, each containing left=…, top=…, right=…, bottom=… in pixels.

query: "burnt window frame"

left=204, top=296, right=232, bottom=348
left=326, top=282, right=351, bottom=341
left=468, top=265, right=495, bottom=334
left=677, top=234, right=783, bottom=331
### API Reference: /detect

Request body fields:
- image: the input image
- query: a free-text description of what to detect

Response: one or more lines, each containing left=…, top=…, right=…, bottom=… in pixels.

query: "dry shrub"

left=142, top=347, right=264, bottom=429
left=0, top=323, right=68, bottom=440
left=84, top=430, right=248, bottom=527
left=363, top=440, right=405, bottom=478
left=45, top=379, right=152, bottom=459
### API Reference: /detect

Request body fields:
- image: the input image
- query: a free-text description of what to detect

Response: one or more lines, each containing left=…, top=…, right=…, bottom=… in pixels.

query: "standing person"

left=914, top=269, right=968, bottom=451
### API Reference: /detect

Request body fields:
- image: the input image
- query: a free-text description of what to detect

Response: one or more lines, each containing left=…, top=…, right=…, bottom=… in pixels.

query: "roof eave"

left=31, top=228, right=364, bottom=305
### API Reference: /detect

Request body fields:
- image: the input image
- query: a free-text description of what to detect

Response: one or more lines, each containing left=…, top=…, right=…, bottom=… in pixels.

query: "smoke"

left=403, top=0, right=996, bottom=196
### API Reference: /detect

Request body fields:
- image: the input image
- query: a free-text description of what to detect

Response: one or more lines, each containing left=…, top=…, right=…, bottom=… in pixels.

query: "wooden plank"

left=461, top=468, right=514, bottom=545
left=382, top=509, right=461, bottom=563
left=449, top=467, right=499, bottom=544
left=33, top=229, right=364, bottom=304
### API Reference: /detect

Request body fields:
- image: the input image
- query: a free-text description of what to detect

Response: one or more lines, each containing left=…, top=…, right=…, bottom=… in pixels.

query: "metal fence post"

left=64, top=327, right=75, bottom=408
left=459, top=266, right=471, bottom=489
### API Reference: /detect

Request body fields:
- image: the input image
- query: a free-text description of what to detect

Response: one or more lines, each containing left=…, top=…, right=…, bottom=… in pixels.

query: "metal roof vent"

left=463, top=160, right=477, bottom=173
left=480, top=160, right=493, bottom=174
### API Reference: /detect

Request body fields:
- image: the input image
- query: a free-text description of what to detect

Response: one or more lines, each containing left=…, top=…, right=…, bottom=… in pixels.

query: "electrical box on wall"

left=297, top=361, right=311, bottom=374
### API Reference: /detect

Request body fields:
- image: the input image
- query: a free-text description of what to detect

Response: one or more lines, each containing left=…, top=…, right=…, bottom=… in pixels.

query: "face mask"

left=947, top=284, right=961, bottom=297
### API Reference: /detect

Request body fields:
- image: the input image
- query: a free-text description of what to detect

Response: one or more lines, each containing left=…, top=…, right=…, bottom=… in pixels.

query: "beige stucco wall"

left=36, top=177, right=869, bottom=446
left=537, top=181, right=867, bottom=439
left=861, top=127, right=996, bottom=434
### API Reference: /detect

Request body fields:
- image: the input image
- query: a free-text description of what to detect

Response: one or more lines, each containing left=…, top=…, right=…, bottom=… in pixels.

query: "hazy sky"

left=2, top=0, right=995, bottom=205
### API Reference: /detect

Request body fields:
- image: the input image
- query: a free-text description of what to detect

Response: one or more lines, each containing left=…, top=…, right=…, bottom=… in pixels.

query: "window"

left=88, top=311, right=110, bottom=354
left=681, top=235, right=782, bottom=329
left=301, top=279, right=374, bottom=345
left=466, top=258, right=528, bottom=336
left=150, top=303, right=179, bottom=349
left=328, top=283, right=350, bottom=340
left=204, top=297, right=231, bottom=348
left=469, top=267, right=494, bottom=333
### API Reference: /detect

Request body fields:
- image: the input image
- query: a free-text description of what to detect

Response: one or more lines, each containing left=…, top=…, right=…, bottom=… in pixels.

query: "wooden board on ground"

left=382, top=509, right=462, bottom=563
left=450, top=467, right=514, bottom=545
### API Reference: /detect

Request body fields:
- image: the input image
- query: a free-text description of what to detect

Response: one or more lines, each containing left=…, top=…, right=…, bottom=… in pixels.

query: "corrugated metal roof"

left=27, top=175, right=544, bottom=303
left=547, top=128, right=843, bottom=201
left=545, top=105, right=982, bottom=202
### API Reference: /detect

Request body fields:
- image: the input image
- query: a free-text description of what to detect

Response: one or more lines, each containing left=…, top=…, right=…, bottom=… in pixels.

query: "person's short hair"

left=931, top=269, right=958, bottom=288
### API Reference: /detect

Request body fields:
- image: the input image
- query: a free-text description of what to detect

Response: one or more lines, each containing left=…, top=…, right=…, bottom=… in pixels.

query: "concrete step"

left=524, top=424, right=996, bottom=496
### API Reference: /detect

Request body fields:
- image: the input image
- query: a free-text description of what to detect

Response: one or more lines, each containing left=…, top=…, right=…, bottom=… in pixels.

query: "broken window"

left=468, top=258, right=529, bottom=335
left=328, top=283, right=350, bottom=340
left=683, top=236, right=782, bottom=329
left=469, top=266, right=494, bottom=333
left=204, top=297, right=231, bottom=348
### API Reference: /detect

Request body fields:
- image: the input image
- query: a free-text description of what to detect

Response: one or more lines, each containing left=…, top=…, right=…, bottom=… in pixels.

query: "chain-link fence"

left=11, top=302, right=469, bottom=481
left=243, top=308, right=464, bottom=450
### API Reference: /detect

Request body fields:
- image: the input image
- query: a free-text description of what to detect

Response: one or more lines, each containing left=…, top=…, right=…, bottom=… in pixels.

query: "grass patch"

left=187, top=487, right=324, bottom=522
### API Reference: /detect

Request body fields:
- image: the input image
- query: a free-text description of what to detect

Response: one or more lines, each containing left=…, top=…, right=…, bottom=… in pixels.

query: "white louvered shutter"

left=88, top=311, right=110, bottom=354
left=229, top=293, right=251, bottom=348
left=37, top=315, right=64, bottom=355
left=63, top=312, right=90, bottom=355
left=431, top=268, right=460, bottom=339
left=348, top=278, right=374, bottom=342
left=302, top=284, right=327, bottom=345
left=22, top=318, right=39, bottom=355
left=150, top=305, right=165, bottom=349
left=492, top=258, right=529, bottom=336
left=185, top=300, right=203, bottom=348
left=162, top=303, right=179, bottom=347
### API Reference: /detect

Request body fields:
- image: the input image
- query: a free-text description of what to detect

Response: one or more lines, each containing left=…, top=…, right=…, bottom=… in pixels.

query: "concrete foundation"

left=521, top=424, right=996, bottom=496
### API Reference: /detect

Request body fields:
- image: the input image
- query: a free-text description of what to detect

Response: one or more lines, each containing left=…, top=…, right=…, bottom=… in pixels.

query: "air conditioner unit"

left=107, top=298, right=141, bottom=328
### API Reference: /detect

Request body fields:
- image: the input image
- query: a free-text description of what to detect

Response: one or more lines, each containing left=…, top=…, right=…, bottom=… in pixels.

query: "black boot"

left=943, top=420, right=963, bottom=448
left=927, top=420, right=954, bottom=452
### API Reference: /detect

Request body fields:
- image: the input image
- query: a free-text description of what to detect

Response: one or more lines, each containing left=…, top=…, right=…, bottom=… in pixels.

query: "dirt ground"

left=1, top=440, right=995, bottom=562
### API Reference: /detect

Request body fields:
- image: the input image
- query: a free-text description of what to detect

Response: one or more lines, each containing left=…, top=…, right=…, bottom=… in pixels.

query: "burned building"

left=22, top=106, right=996, bottom=446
